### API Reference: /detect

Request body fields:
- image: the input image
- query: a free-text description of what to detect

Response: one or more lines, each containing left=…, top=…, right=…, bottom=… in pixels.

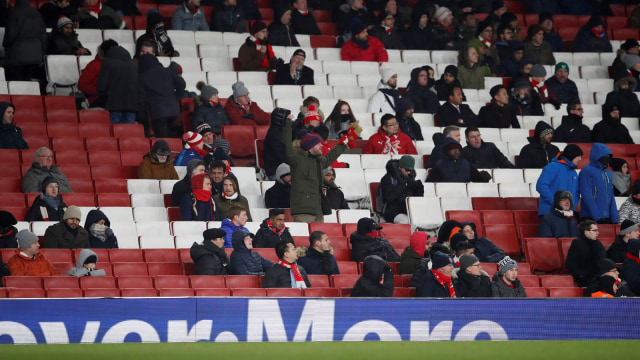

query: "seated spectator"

left=430, top=6, right=462, bottom=50
left=274, top=49, right=314, bottom=86
left=552, top=102, right=591, bottom=143
left=612, top=39, right=639, bottom=78
left=468, top=38, right=496, bottom=76
left=190, top=228, right=230, bottom=275
left=7, top=230, right=60, bottom=276
left=592, top=104, right=634, bottom=144
left=573, top=15, right=612, bottom=53
left=230, top=229, right=273, bottom=275
left=399, top=231, right=430, bottom=276
left=84, top=209, right=118, bottom=249
left=499, top=40, right=528, bottom=78
left=461, top=126, right=515, bottom=169
left=0, top=101, right=28, bottom=149
left=325, top=100, right=357, bottom=140
left=224, top=81, right=271, bottom=126
left=290, top=0, right=320, bottom=35
left=297, top=230, right=339, bottom=276
left=566, top=219, right=606, bottom=287
left=138, top=140, right=178, bottom=180
left=536, top=144, right=582, bottom=216
left=239, top=21, right=280, bottom=71
left=268, top=7, right=299, bottom=47
left=426, top=125, right=461, bottom=169
left=619, top=180, right=640, bottom=224
left=135, top=12, right=178, bottom=58
left=191, top=82, right=229, bottom=135
left=590, top=275, right=618, bottom=298
left=97, top=45, right=138, bottom=125
left=39, top=0, right=78, bottom=29
left=622, top=238, right=640, bottom=296
left=544, top=63, right=579, bottom=104
left=584, top=258, right=626, bottom=297
left=350, top=255, right=394, bottom=297
left=395, top=98, right=422, bottom=141
left=491, top=256, right=527, bottom=297
left=436, top=86, right=478, bottom=127
left=363, top=114, right=417, bottom=155
left=538, top=191, right=579, bottom=238
left=340, top=21, right=388, bottom=62
left=538, top=12, right=565, bottom=52
left=78, top=39, right=118, bottom=107
left=349, top=218, right=400, bottom=262
left=0, top=211, right=18, bottom=249
left=426, top=138, right=491, bottom=183
left=172, top=0, right=209, bottom=31
left=434, top=65, right=465, bottom=101
left=322, top=167, right=349, bottom=210
left=70, top=0, right=124, bottom=29
left=42, top=206, right=90, bottom=249
left=197, top=125, right=216, bottom=152
left=68, top=249, right=107, bottom=277
left=605, top=71, right=640, bottom=118
left=403, top=66, right=438, bottom=115
left=214, top=176, right=252, bottom=221
left=220, top=204, right=251, bottom=248
left=209, top=160, right=228, bottom=196
left=379, top=156, right=424, bottom=223
left=253, top=209, right=294, bottom=249
left=404, top=8, right=435, bottom=50
left=449, top=233, right=474, bottom=267
left=611, top=158, right=632, bottom=196
left=370, top=12, right=404, bottom=50
left=579, top=143, right=618, bottom=224
left=478, top=85, right=519, bottom=129
left=459, top=221, right=506, bottom=263
left=263, top=241, right=311, bottom=288
left=179, top=173, right=219, bottom=222
left=22, top=147, right=72, bottom=194
left=171, top=159, right=205, bottom=206
left=264, top=163, right=291, bottom=208
left=523, top=24, right=555, bottom=65
left=368, top=66, right=399, bottom=113
left=25, top=177, right=67, bottom=222
left=292, top=99, right=328, bottom=140
left=457, top=45, right=485, bottom=89
left=452, top=254, right=491, bottom=297
left=607, top=220, right=639, bottom=263
left=46, top=17, right=90, bottom=56
left=336, top=0, right=376, bottom=35
left=528, top=64, right=561, bottom=109
left=508, top=77, right=543, bottom=116
left=495, top=23, right=514, bottom=62
left=211, top=0, right=246, bottom=33
left=175, top=132, right=208, bottom=166
left=415, top=251, right=456, bottom=297
left=456, top=11, right=477, bottom=43
left=518, top=121, right=559, bottom=168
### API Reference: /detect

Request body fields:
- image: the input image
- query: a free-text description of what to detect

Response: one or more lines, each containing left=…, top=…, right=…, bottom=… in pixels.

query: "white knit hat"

left=380, top=65, right=397, bottom=84
left=434, top=7, right=452, bottom=23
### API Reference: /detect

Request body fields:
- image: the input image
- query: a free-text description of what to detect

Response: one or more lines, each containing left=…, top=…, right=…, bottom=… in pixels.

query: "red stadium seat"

left=86, top=137, right=119, bottom=152
left=220, top=125, right=255, bottom=161
left=60, top=164, right=92, bottom=179
left=96, top=193, right=131, bottom=207
left=610, top=4, right=627, bottom=16
left=0, top=178, right=23, bottom=193
left=83, top=288, right=120, bottom=297
left=0, top=149, right=20, bottom=164
left=525, top=287, right=548, bottom=297
left=51, top=136, right=84, bottom=151
left=113, top=124, right=145, bottom=138
left=254, top=126, right=268, bottom=140
left=558, top=237, right=574, bottom=265
left=11, top=95, right=44, bottom=122
left=337, top=261, right=359, bottom=274
left=0, top=193, right=27, bottom=207
left=117, top=276, right=155, bottom=289
left=606, top=16, right=629, bottom=30
left=137, top=3, right=157, bottom=16
left=266, top=288, right=302, bottom=297
left=392, top=287, right=411, bottom=297
left=119, top=138, right=150, bottom=152
left=482, top=224, right=521, bottom=257
left=517, top=224, right=539, bottom=245
left=518, top=275, right=540, bottom=288
left=309, top=222, right=344, bottom=237
left=472, top=197, right=507, bottom=210
left=40, top=249, right=72, bottom=263
left=154, top=275, right=190, bottom=289
left=258, top=7, right=273, bottom=20
left=226, top=275, right=260, bottom=288
left=120, top=151, right=146, bottom=166
left=310, top=35, right=336, bottom=48
left=2, top=207, right=27, bottom=221
left=144, top=249, right=179, bottom=263
left=505, top=197, right=538, bottom=211
left=255, top=139, right=265, bottom=169
left=91, top=165, right=130, bottom=179
left=518, top=263, right=533, bottom=275
left=231, top=288, right=267, bottom=296
left=332, top=248, right=350, bottom=261
left=303, top=288, right=340, bottom=297
left=55, top=150, right=88, bottom=165
left=112, top=262, right=149, bottom=276
left=342, top=223, right=358, bottom=237
left=62, top=193, right=96, bottom=207
left=94, top=178, right=127, bottom=193
left=78, top=110, right=111, bottom=125
left=88, top=150, right=121, bottom=166
left=8, top=288, right=45, bottom=298
left=479, top=263, right=498, bottom=277
left=121, top=288, right=158, bottom=297
left=195, top=288, right=230, bottom=296
left=598, top=224, right=617, bottom=239
left=548, top=287, right=584, bottom=298
left=481, top=210, right=514, bottom=225
left=109, top=249, right=143, bottom=262
left=317, top=22, right=338, bottom=36
left=0, top=164, right=22, bottom=179
left=189, top=275, right=226, bottom=289
left=79, top=276, right=117, bottom=289
left=253, top=248, right=278, bottom=262
left=539, top=275, right=575, bottom=288
left=513, top=210, right=539, bottom=226
left=148, top=263, right=183, bottom=276
left=612, top=28, right=640, bottom=40
left=3, top=276, right=42, bottom=288
left=44, top=95, right=76, bottom=115
left=79, top=122, right=111, bottom=138
left=46, top=110, right=78, bottom=124
left=331, top=274, right=360, bottom=288
left=47, top=288, right=83, bottom=298
left=306, top=275, right=330, bottom=288
left=523, top=238, right=563, bottom=273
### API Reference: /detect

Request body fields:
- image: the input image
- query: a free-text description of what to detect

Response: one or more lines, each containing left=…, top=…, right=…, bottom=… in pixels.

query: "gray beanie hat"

left=530, top=64, right=547, bottom=78
left=200, top=84, right=218, bottom=100
left=17, top=230, right=39, bottom=251
left=497, top=256, right=519, bottom=276
left=63, top=205, right=82, bottom=221
left=620, top=220, right=639, bottom=236
left=232, top=81, right=249, bottom=98
left=459, top=253, right=479, bottom=271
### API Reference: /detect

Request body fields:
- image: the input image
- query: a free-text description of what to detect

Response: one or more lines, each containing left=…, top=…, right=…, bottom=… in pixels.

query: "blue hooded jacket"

left=219, top=218, right=248, bottom=248
left=536, top=153, right=580, bottom=215
left=578, top=143, right=618, bottom=222
left=229, top=230, right=273, bottom=275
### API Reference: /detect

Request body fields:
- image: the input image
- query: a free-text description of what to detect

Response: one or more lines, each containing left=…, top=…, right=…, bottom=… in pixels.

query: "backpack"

left=375, top=178, right=396, bottom=214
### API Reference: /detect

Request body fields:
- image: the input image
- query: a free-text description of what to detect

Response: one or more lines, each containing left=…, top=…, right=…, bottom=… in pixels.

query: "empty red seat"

left=306, top=275, right=330, bottom=288
left=0, top=149, right=20, bottom=164
left=253, top=248, right=279, bottom=262
left=481, top=210, right=514, bottom=225
left=524, top=238, right=563, bottom=273
left=479, top=263, right=498, bottom=277
left=266, top=288, right=302, bottom=297
left=558, top=237, right=574, bottom=264
left=47, top=288, right=83, bottom=298
left=0, top=178, right=22, bottom=193
left=120, top=151, right=146, bottom=166
left=2, top=207, right=27, bottom=221
left=40, top=249, right=72, bottom=263
left=332, top=248, right=351, bottom=261
left=379, top=223, right=412, bottom=240
left=119, top=137, right=150, bottom=152
left=88, top=150, right=121, bottom=166
left=96, top=193, right=131, bottom=207
left=612, top=28, right=640, bottom=40
left=1, top=193, right=26, bottom=207
left=79, top=122, right=111, bottom=138
left=79, top=276, right=117, bottom=289
left=84, top=288, right=120, bottom=297
left=540, top=275, right=575, bottom=288
left=517, top=275, right=540, bottom=288
left=337, top=261, right=359, bottom=274
left=525, top=287, right=548, bottom=297
left=190, top=275, right=226, bottom=289
left=310, top=35, right=336, bottom=48
left=309, top=222, right=343, bottom=237
left=513, top=210, right=539, bottom=226
left=331, top=274, right=360, bottom=288
left=505, top=197, right=538, bottom=211
left=121, top=288, right=158, bottom=297
left=158, top=288, right=194, bottom=296
left=62, top=193, right=96, bottom=207
left=392, top=288, right=412, bottom=297
left=78, top=110, right=110, bottom=125
left=60, top=164, right=92, bottom=178
left=154, top=275, right=190, bottom=288
left=232, top=288, right=267, bottom=296
left=91, top=165, right=129, bottom=179
left=62, top=178, right=95, bottom=194
left=112, top=124, right=145, bottom=138
left=46, top=110, right=78, bottom=124
left=8, top=288, right=45, bottom=298
left=109, top=249, right=144, bottom=262
left=51, top=136, right=85, bottom=151
left=317, top=22, right=338, bottom=36
left=220, top=125, right=255, bottom=160
left=548, top=287, right=584, bottom=298
left=94, top=178, right=127, bottom=193
left=86, top=137, right=118, bottom=152
left=144, top=249, right=179, bottom=263
left=0, top=164, right=22, bottom=179
left=254, top=126, right=268, bottom=139
left=195, top=288, right=231, bottom=296
left=472, top=197, right=507, bottom=210
left=112, top=262, right=148, bottom=276
left=147, top=262, right=183, bottom=276
left=11, top=95, right=44, bottom=121
left=482, top=224, right=521, bottom=257
left=3, top=276, right=42, bottom=288
left=117, top=275, right=154, bottom=289
left=44, top=95, right=76, bottom=114
left=56, top=150, right=88, bottom=165
left=303, top=288, right=340, bottom=297
left=225, top=275, right=260, bottom=288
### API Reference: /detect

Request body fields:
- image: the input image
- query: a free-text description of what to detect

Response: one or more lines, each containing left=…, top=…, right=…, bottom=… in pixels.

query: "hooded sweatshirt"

left=578, top=143, right=618, bottom=222
left=68, top=249, right=107, bottom=277
left=84, top=209, right=118, bottom=249
left=350, top=255, right=394, bottom=297
left=96, top=45, right=137, bottom=112
left=229, top=231, right=273, bottom=275
left=403, top=67, right=439, bottom=114
left=592, top=103, right=634, bottom=144
left=0, top=102, right=28, bottom=150
left=171, top=159, right=204, bottom=206
left=518, top=121, right=559, bottom=168
left=536, top=152, right=580, bottom=215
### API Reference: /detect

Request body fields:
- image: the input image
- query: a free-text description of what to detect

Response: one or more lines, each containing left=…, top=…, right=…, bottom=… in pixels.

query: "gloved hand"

left=241, top=113, right=255, bottom=120
left=549, top=99, right=561, bottom=110
left=270, top=107, right=291, bottom=128
left=105, top=228, right=114, bottom=237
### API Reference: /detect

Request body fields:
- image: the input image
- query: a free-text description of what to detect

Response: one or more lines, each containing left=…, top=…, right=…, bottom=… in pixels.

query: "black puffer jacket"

left=97, top=46, right=138, bottom=112
left=592, top=103, right=634, bottom=144
left=518, top=121, right=559, bottom=169
left=452, top=268, right=492, bottom=298
left=380, top=159, right=424, bottom=222
left=350, top=231, right=400, bottom=263
left=2, top=0, right=47, bottom=66
left=351, top=255, right=394, bottom=297
left=229, top=231, right=273, bottom=275
left=190, top=240, right=230, bottom=275
left=137, top=54, right=185, bottom=120
left=252, top=219, right=294, bottom=248
left=267, top=7, right=299, bottom=47
left=552, top=114, right=592, bottom=143
left=491, top=273, right=527, bottom=298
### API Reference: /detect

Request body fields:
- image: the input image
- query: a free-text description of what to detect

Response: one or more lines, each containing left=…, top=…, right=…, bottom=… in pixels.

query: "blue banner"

left=0, top=298, right=639, bottom=344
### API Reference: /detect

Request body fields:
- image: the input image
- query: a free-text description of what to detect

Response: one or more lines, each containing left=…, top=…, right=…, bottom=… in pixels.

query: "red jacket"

left=363, top=127, right=417, bottom=154
left=322, top=141, right=348, bottom=168
left=341, top=36, right=389, bottom=62
left=78, top=56, right=101, bottom=103
left=7, top=250, right=60, bottom=276
left=223, top=96, right=271, bottom=126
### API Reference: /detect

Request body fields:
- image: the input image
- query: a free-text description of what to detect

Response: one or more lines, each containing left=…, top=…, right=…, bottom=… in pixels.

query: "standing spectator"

left=478, top=85, right=519, bottom=128
left=324, top=100, right=357, bottom=140
left=172, top=0, right=209, bottom=31
left=436, top=85, right=480, bottom=127
left=0, top=102, right=28, bottom=150
left=297, top=230, right=340, bottom=276
left=538, top=12, right=565, bottom=52
left=138, top=140, right=179, bottom=180
left=592, top=104, right=634, bottom=144
left=491, top=256, right=527, bottom=298
left=461, top=126, right=515, bottom=169
left=78, top=39, right=118, bottom=107
left=434, top=65, right=465, bottom=101
left=46, top=17, right=91, bottom=56
left=322, top=167, right=349, bottom=210
left=220, top=204, right=251, bottom=248
left=457, top=45, right=485, bottom=89
left=611, top=158, right=632, bottom=197
left=7, top=230, right=60, bottom=276
left=379, top=156, right=424, bottom=223
left=523, top=24, right=555, bottom=65
left=68, top=249, right=107, bottom=277
left=290, top=0, right=321, bottom=35
left=238, top=21, right=280, bottom=71
left=230, top=230, right=273, bottom=275
left=171, top=160, right=205, bottom=206
left=42, top=206, right=90, bottom=249
left=2, top=0, right=48, bottom=83
left=452, top=254, right=492, bottom=297
left=536, top=144, right=582, bottom=216
left=415, top=251, right=456, bottom=298
left=224, top=82, right=271, bottom=126
left=274, top=49, right=314, bottom=86
left=179, top=173, right=219, bottom=222
left=363, top=114, right=417, bottom=155
left=135, top=12, right=178, bottom=58
left=39, top=0, right=78, bottom=29
left=253, top=209, right=294, bottom=249
left=369, top=12, right=405, bottom=50
left=97, top=45, right=138, bottom=125
left=190, top=228, right=230, bottom=275
left=263, top=241, right=311, bottom=289
left=84, top=209, right=118, bottom=249
left=430, top=6, right=460, bottom=50
left=25, top=177, right=68, bottom=222
left=264, top=163, right=291, bottom=208
left=268, top=7, right=299, bottom=47
left=538, top=191, right=579, bottom=238
left=368, top=67, right=399, bottom=113
left=619, top=180, right=640, bottom=224
left=403, top=67, right=439, bottom=114
left=340, top=22, right=389, bottom=62
left=22, top=147, right=72, bottom=194
left=211, top=0, right=246, bottom=33
left=544, top=63, right=579, bottom=104
left=213, top=176, right=252, bottom=221
left=518, top=121, right=559, bottom=168
left=573, top=15, right=612, bottom=53
left=607, top=220, right=640, bottom=263
left=175, top=132, right=208, bottom=166
left=349, top=218, right=401, bottom=262
left=0, top=211, right=19, bottom=249
left=350, top=255, right=394, bottom=297
left=552, top=102, right=592, bottom=143
left=566, top=219, right=606, bottom=287
left=605, top=71, right=640, bottom=118
left=579, top=143, right=618, bottom=224
left=399, top=231, right=430, bottom=276
left=403, top=8, right=435, bottom=50
left=192, top=82, right=229, bottom=135
left=395, top=98, right=423, bottom=141
left=71, top=0, right=124, bottom=29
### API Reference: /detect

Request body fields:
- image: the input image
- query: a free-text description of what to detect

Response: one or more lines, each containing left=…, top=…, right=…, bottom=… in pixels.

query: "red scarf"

left=0, top=228, right=15, bottom=237
left=480, top=37, right=491, bottom=48
left=206, top=99, right=218, bottom=107
left=193, top=146, right=209, bottom=158
left=592, top=27, right=605, bottom=39
left=277, top=259, right=307, bottom=289
left=86, top=2, right=101, bottom=15
left=436, top=20, right=452, bottom=34
left=294, top=7, right=307, bottom=16
left=191, top=173, right=212, bottom=202
left=193, top=189, right=212, bottom=202
left=530, top=78, right=549, bottom=99
left=253, top=39, right=275, bottom=68
left=501, top=277, right=514, bottom=289
left=267, top=219, right=285, bottom=236
left=432, top=269, right=456, bottom=297
left=627, top=252, right=640, bottom=266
